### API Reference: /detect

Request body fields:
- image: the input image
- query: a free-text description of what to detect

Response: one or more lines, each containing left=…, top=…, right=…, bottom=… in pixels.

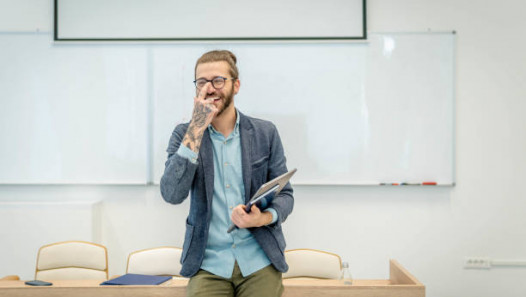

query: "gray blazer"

left=160, top=111, right=294, bottom=277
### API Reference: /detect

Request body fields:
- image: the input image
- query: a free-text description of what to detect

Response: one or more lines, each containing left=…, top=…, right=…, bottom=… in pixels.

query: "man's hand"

left=230, top=205, right=273, bottom=229
left=182, top=82, right=218, bottom=152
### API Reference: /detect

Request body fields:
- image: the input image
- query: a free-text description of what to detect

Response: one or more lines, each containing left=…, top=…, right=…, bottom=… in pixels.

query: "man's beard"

left=216, top=85, right=234, bottom=117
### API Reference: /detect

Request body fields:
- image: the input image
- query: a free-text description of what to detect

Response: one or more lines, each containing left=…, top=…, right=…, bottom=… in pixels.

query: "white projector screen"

left=55, top=0, right=366, bottom=41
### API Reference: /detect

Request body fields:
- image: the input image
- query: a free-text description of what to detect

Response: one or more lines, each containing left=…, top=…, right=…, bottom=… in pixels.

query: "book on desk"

left=100, top=274, right=171, bottom=286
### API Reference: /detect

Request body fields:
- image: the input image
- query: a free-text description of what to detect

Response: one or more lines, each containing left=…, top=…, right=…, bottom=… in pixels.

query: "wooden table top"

left=0, top=260, right=425, bottom=297
left=0, top=278, right=424, bottom=297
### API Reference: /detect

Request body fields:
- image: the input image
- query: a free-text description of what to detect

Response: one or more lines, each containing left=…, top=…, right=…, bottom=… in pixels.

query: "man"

left=160, top=50, right=294, bottom=297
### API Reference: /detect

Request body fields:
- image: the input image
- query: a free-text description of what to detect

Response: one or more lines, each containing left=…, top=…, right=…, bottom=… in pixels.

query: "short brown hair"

left=195, top=50, right=239, bottom=79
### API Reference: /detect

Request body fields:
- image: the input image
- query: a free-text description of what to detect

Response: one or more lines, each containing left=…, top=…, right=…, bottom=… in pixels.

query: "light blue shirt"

left=177, top=111, right=277, bottom=278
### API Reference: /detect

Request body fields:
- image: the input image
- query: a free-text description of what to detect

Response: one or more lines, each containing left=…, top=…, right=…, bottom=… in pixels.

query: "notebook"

left=100, top=274, right=172, bottom=286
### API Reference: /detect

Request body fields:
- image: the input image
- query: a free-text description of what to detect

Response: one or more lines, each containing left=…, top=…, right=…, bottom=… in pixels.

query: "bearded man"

left=161, top=50, right=294, bottom=297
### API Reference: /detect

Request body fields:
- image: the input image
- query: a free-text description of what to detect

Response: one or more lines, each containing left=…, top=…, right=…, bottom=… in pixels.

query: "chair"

left=126, top=246, right=183, bottom=276
left=282, top=248, right=342, bottom=279
left=35, top=241, right=108, bottom=280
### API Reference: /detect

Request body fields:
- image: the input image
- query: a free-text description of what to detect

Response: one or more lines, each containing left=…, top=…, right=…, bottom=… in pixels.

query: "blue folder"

left=100, top=274, right=171, bottom=286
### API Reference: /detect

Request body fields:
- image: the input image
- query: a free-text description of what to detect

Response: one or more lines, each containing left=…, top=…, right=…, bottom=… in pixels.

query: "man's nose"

left=206, top=83, right=216, bottom=94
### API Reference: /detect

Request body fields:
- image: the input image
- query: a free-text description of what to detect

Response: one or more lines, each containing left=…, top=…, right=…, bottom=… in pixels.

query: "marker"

left=422, top=182, right=437, bottom=185
left=401, top=183, right=420, bottom=186
left=380, top=183, right=400, bottom=186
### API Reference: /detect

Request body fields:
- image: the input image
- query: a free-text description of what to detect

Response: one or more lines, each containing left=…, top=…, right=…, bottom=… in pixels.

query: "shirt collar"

left=208, top=109, right=240, bottom=137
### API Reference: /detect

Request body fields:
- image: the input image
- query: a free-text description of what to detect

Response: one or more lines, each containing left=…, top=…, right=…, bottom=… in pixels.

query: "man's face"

left=195, top=61, right=239, bottom=117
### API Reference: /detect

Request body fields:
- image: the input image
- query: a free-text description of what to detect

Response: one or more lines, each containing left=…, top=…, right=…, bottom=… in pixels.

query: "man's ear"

left=233, top=79, right=240, bottom=95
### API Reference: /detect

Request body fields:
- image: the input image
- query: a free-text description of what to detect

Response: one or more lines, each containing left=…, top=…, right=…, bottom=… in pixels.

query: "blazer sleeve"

left=160, top=124, right=199, bottom=205
left=267, top=125, right=294, bottom=228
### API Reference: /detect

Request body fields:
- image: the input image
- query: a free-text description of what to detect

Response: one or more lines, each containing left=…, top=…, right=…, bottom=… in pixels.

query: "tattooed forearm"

left=182, top=124, right=204, bottom=152
left=182, top=102, right=215, bottom=153
left=191, top=105, right=209, bottom=129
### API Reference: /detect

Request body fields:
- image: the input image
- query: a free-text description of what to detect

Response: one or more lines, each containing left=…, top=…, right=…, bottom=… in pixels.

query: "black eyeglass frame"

left=193, top=76, right=236, bottom=90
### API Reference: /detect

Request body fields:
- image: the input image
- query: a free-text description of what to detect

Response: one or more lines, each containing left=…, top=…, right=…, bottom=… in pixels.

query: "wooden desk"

left=0, top=260, right=424, bottom=297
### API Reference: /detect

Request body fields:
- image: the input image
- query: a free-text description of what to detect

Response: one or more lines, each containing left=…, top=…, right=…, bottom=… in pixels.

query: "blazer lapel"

left=199, top=129, right=214, bottom=209
left=240, top=113, right=253, bottom=204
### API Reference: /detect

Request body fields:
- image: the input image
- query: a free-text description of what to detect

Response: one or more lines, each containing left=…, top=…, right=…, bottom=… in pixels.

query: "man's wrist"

left=182, top=124, right=206, bottom=153
left=260, top=211, right=273, bottom=227
left=188, top=119, right=208, bottom=134
left=177, top=145, right=198, bottom=164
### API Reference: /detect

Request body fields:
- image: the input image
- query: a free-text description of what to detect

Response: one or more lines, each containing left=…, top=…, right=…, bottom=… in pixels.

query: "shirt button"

left=232, top=244, right=236, bottom=248
left=229, top=206, right=233, bottom=210
left=224, top=141, right=227, bottom=145
left=226, top=184, right=230, bottom=188
left=224, top=162, right=228, bottom=166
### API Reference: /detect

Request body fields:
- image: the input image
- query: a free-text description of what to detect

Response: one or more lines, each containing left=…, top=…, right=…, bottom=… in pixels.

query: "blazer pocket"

left=181, top=221, right=194, bottom=263
left=251, top=155, right=269, bottom=171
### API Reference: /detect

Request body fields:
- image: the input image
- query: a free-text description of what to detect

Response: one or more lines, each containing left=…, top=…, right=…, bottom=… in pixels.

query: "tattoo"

left=181, top=102, right=214, bottom=153
left=182, top=124, right=203, bottom=153
left=192, top=104, right=208, bottom=128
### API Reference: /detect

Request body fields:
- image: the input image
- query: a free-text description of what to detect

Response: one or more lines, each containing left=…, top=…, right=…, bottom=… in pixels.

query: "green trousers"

left=187, top=262, right=284, bottom=297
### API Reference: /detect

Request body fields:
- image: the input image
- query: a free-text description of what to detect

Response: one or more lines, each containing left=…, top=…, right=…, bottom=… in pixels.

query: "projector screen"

left=55, top=0, right=366, bottom=41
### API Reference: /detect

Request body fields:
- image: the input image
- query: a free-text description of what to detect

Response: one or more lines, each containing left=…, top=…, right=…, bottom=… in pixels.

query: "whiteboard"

left=0, top=32, right=454, bottom=185
left=0, top=34, right=148, bottom=184
left=55, top=0, right=366, bottom=40
left=152, top=33, right=455, bottom=185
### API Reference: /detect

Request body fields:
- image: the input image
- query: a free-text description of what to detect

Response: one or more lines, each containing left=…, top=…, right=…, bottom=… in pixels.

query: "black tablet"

left=25, top=280, right=53, bottom=286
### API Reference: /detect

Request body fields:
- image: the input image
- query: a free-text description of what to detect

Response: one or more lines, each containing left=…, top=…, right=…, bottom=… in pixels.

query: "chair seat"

left=127, top=247, right=183, bottom=276
left=36, top=241, right=108, bottom=280
left=283, top=249, right=342, bottom=279
left=37, top=267, right=108, bottom=281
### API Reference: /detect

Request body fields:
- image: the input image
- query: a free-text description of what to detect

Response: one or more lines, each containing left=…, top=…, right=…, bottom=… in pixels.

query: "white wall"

left=1, top=1, right=526, bottom=296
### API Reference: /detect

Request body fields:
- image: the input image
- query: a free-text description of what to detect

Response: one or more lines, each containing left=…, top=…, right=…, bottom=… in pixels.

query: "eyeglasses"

left=193, top=76, right=235, bottom=90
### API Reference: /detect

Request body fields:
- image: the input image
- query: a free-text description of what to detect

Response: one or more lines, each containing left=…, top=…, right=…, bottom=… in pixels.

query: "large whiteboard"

left=0, top=32, right=454, bottom=185
left=55, top=0, right=366, bottom=40
left=152, top=33, right=455, bottom=185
